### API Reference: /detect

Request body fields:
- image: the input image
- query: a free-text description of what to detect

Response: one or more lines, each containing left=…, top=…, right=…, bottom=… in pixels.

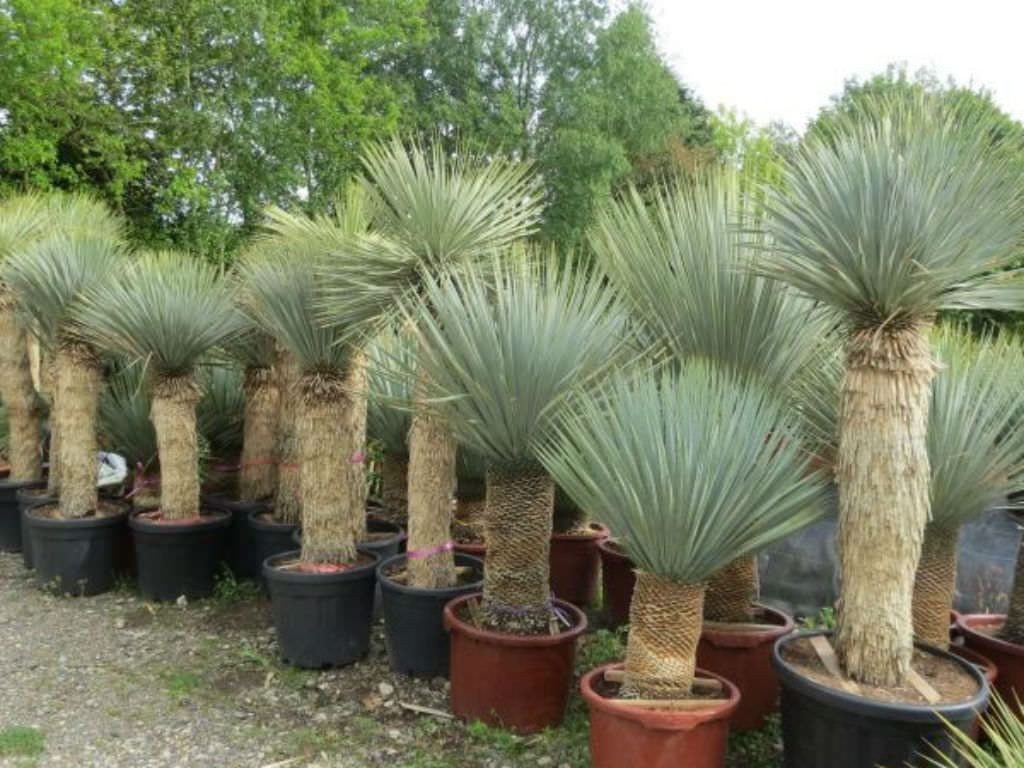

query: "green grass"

left=212, top=566, right=261, bottom=605
left=727, top=716, right=783, bottom=767
left=0, top=726, right=45, bottom=758
left=162, top=670, right=202, bottom=700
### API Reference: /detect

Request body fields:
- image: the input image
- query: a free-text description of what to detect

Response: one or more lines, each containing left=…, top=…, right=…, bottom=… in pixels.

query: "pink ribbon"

left=405, top=540, right=454, bottom=560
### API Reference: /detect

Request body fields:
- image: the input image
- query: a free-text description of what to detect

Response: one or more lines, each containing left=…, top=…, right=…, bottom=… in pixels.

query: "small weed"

left=284, top=726, right=346, bottom=757
left=0, top=726, right=45, bottom=758
left=576, top=627, right=626, bottom=671
left=727, top=715, right=783, bottom=767
left=800, top=606, right=837, bottom=631
left=235, top=642, right=310, bottom=690
left=466, top=720, right=528, bottom=755
left=162, top=670, right=202, bottom=700
left=212, top=566, right=259, bottom=604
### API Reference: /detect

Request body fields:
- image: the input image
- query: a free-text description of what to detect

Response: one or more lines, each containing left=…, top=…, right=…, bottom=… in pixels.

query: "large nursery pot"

left=597, top=538, right=635, bottom=628
left=580, top=662, right=740, bottom=768
left=948, top=643, right=998, bottom=741
left=444, top=592, right=588, bottom=734
left=245, top=510, right=298, bottom=589
left=549, top=522, right=609, bottom=606
left=0, top=479, right=46, bottom=553
left=202, top=494, right=272, bottom=579
left=18, top=487, right=57, bottom=569
left=263, top=548, right=379, bottom=669
left=696, top=604, right=794, bottom=731
left=360, top=517, right=407, bottom=560
left=378, top=552, right=484, bottom=679
left=129, top=509, right=231, bottom=601
left=773, top=631, right=990, bottom=768
left=957, top=613, right=1023, bottom=714
left=27, top=504, right=129, bottom=596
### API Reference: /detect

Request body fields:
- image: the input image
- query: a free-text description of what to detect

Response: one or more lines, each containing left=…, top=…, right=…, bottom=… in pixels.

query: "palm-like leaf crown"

left=406, top=254, right=628, bottom=467
left=197, top=362, right=246, bottom=459
left=98, top=360, right=158, bottom=468
left=366, top=329, right=415, bottom=456
left=0, top=194, right=45, bottom=265
left=74, top=252, right=244, bottom=379
left=761, top=92, right=1024, bottom=330
left=44, top=192, right=126, bottom=243
left=590, top=173, right=833, bottom=396
left=928, top=327, right=1024, bottom=528
left=538, top=364, right=829, bottom=582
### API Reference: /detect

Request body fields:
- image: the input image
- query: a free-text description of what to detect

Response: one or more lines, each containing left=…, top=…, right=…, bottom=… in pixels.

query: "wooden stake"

left=907, top=669, right=941, bottom=705
left=809, top=635, right=861, bottom=695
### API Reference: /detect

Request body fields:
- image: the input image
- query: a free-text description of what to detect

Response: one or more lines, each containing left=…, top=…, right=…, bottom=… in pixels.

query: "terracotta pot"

left=597, top=538, right=635, bottom=627
left=443, top=593, right=587, bottom=733
left=549, top=522, right=609, bottom=607
left=957, top=613, right=1024, bottom=720
left=580, top=662, right=739, bottom=768
left=696, top=604, right=793, bottom=731
left=453, top=541, right=486, bottom=559
left=949, top=643, right=998, bottom=741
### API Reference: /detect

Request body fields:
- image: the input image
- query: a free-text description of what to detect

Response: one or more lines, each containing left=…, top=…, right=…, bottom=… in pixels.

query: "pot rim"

left=128, top=508, right=230, bottom=533
left=26, top=505, right=129, bottom=529
left=377, top=552, right=484, bottom=597
left=552, top=522, right=610, bottom=542
left=700, top=604, right=794, bottom=648
left=956, top=613, right=1024, bottom=657
left=443, top=592, right=588, bottom=645
left=0, top=478, right=47, bottom=493
left=947, top=644, right=999, bottom=684
left=247, top=509, right=297, bottom=532
left=596, top=537, right=632, bottom=560
left=263, top=547, right=380, bottom=585
left=580, top=662, right=740, bottom=729
left=366, top=517, right=408, bottom=543
left=773, top=630, right=990, bottom=720
left=453, top=540, right=486, bottom=554
left=200, top=493, right=273, bottom=514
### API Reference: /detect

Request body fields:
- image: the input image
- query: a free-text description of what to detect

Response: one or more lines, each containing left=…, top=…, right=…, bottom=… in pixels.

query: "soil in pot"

left=27, top=502, right=129, bottom=596
left=580, top=663, right=739, bottom=768
left=549, top=522, right=609, bottom=607
left=957, top=613, right=1023, bottom=719
left=202, top=494, right=272, bottom=579
left=246, top=511, right=298, bottom=590
left=264, top=549, right=379, bottom=668
left=597, top=538, right=635, bottom=628
left=0, top=479, right=46, bottom=553
left=774, top=630, right=990, bottom=768
left=18, top=487, right=57, bottom=569
left=129, top=509, right=231, bottom=601
left=444, top=593, right=587, bottom=734
left=378, top=553, right=484, bottom=678
left=696, top=604, right=794, bottom=731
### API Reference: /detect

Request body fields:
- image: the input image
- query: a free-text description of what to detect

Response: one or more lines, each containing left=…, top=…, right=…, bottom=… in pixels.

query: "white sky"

left=645, top=0, right=1024, bottom=132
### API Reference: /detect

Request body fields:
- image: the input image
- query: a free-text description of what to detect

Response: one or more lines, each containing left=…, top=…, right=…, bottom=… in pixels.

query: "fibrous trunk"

left=911, top=524, right=959, bottom=651
left=704, top=555, right=759, bottom=623
left=56, top=345, right=101, bottom=519
left=46, top=354, right=62, bottom=495
left=834, top=326, right=933, bottom=687
left=298, top=359, right=367, bottom=565
left=273, top=351, right=302, bottom=524
left=623, top=572, right=704, bottom=698
left=0, top=299, right=42, bottom=481
left=481, top=462, right=554, bottom=634
left=150, top=376, right=202, bottom=521
left=239, top=366, right=279, bottom=501
left=380, top=453, right=408, bottom=517
left=406, top=363, right=457, bottom=589
left=1003, top=534, right=1024, bottom=644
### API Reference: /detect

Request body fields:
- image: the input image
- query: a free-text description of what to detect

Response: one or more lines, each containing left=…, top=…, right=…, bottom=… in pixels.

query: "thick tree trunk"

left=297, top=361, right=367, bottom=565
left=342, top=352, right=369, bottom=548
left=835, top=326, right=933, bottom=687
left=239, top=366, right=278, bottom=501
left=46, top=354, right=61, bottom=496
left=481, top=463, right=554, bottom=634
left=56, top=345, right=101, bottom=519
left=623, top=572, right=704, bottom=698
left=911, top=524, right=959, bottom=651
left=406, top=365, right=457, bottom=589
left=150, top=376, right=202, bottom=521
left=1003, top=534, right=1024, bottom=644
left=380, top=453, right=408, bottom=517
left=273, top=351, right=302, bottom=524
left=704, top=555, right=759, bottom=623
left=0, top=300, right=42, bottom=481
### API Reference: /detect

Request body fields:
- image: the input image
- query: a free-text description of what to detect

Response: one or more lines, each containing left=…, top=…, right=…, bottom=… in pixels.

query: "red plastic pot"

left=580, top=662, right=740, bottom=768
left=949, top=643, right=998, bottom=741
left=443, top=593, right=587, bottom=733
left=597, top=538, right=635, bottom=627
left=696, top=604, right=793, bottom=731
left=549, top=522, right=609, bottom=606
left=957, top=613, right=1023, bottom=720
left=453, top=541, right=486, bottom=559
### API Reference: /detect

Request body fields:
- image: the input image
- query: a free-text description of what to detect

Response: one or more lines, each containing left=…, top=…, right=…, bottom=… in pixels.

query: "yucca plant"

left=5, top=232, right=128, bottom=517
left=224, top=329, right=279, bottom=502
left=922, top=696, right=1024, bottom=768
left=539, top=364, right=828, bottom=697
left=196, top=362, right=246, bottom=469
left=318, top=139, right=542, bottom=589
left=589, top=172, right=837, bottom=624
left=760, top=92, right=1024, bottom=686
left=74, top=252, right=244, bottom=520
left=911, top=329, right=1024, bottom=649
left=401, top=255, right=626, bottom=633
left=98, top=360, right=159, bottom=503
left=366, top=328, right=415, bottom=517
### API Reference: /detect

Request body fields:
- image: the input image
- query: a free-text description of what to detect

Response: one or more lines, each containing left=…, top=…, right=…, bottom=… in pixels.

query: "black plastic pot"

left=773, top=631, right=990, bottom=768
left=246, top=510, right=298, bottom=590
left=0, top=479, right=46, bottom=553
left=378, top=553, right=484, bottom=678
left=27, top=505, right=129, bottom=596
left=202, top=494, right=272, bottom=578
left=129, top=510, right=231, bottom=601
left=263, top=548, right=379, bottom=668
left=360, top=518, right=406, bottom=560
left=18, top=488, right=57, bottom=569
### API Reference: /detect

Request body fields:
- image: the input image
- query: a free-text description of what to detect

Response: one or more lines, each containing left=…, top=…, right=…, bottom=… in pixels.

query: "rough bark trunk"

left=0, top=299, right=42, bottom=481
left=911, top=524, right=959, bottom=651
left=704, top=555, right=759, bottom=623
left=239, top=366, right=279, bottom=501
left=342, top=352, right=369, bottom=548
left=150, top=376, right=202, bottom=521
left=56, top=345, right=101, bottom=519
left=481, top=463, right=554, bottom=634
left=406, top=364, right=457, bottom=589
left=380, top=453, right=408, bottom=517
left=46, top=354, right=61, bottom=496
left=273, top=351, right=302, bottom=524
left=834, top=325, right=933, bottom=687
left=622, top=572, right=704, bottom=699
left=1003, top=533, right=1024, bottom=644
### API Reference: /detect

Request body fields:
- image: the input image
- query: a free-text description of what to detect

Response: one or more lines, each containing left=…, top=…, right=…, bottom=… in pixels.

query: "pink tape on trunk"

left=405, top=540, right=455, bottom=560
